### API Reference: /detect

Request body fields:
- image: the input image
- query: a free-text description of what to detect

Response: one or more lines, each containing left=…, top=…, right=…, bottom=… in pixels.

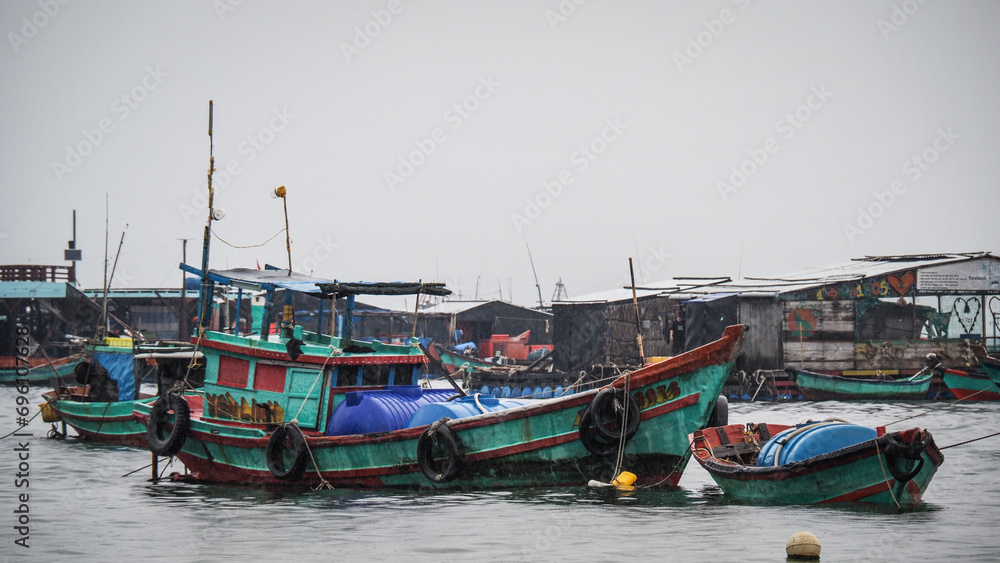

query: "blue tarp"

left=93, top=352, right=135, bottom=401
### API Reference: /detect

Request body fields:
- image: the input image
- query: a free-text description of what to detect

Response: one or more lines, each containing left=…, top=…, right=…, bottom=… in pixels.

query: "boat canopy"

left=179, top=265, right=451, bottom=299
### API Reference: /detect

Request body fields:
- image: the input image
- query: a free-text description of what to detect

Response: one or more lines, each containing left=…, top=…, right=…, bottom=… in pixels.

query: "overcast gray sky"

left=2, top=0, right=998, bottom=307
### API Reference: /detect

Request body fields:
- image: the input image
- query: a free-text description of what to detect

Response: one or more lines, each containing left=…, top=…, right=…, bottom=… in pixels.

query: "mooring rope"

left=884, top=386, right=994, bottom=427
left=872, top=437, right=902, bottom=509
left=611, top=373, right=632, bottom=478
left=0, top=410, right=40, bottom=441
left=940, top=431, right=1000, bottom=450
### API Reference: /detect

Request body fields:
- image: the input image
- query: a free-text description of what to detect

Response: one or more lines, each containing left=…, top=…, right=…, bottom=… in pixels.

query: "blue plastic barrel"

left=480, top=385, right=491, bottom=396
left=756, top=422, right=877, bottom=467
left=326, top=387, right=454, bottom=436
left=501, top=386, right=511, bottom=398
left=541, top=386, right=552, bottom=398
left=406, top=395, right=535, bottom=428
left=522, top=387, right=532, bottom=398
left=554, top=385, right=564, bottom=397
left=510, top=387, right=522, bottom=398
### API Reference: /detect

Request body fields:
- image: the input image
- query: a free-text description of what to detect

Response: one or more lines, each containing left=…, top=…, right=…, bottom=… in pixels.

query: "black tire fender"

left=146, top=393, right=191, bottom=457
left=706, top=395, right=729, bottom=428
left=588, top=388, right=641, bottom=443
left=417, top=420, right=464, bottom=483
left=884, top=434, right=926, bottom=484
left=578, top=405, right=620, bottom=457
left=266, top=423, right=309, bottom=481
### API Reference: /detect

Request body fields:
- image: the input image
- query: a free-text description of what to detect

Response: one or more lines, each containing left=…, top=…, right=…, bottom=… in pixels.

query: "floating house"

left=554, top=253, right=1000, bottom=375
left=417, top=300, right=554, bottom=357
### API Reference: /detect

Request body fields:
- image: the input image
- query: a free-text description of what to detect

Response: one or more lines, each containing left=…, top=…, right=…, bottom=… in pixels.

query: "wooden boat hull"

left=430, top=343, right=493, bottom=375
left=972, top=346, right=1000, bottom=387
left=941, top=369, right=999, bottom=401
left=0, top=355, right=81, bottom=384
left=42, top=389, right=159, bottom=446
left=134, top=325, right=747, bottom=489
left=692, top=423, right=943, bottom=507
left=787, top=367, right=932, bottom=401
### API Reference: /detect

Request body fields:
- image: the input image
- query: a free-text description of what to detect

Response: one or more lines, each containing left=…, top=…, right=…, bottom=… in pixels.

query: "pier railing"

left=0, top=264, right=76, bottom=283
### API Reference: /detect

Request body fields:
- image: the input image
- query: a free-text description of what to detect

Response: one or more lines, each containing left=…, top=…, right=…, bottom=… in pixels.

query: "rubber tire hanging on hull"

left=884, top=434, right=925, bottom=484
left=706, top=395, right=729, bottom=428
left=267, top=424, right=309, bottom=482
left=146, top=393, right=191, bottom=457
left=578, top=388, right=641, bottom=457
left=417, top=420, right=464, bottom=484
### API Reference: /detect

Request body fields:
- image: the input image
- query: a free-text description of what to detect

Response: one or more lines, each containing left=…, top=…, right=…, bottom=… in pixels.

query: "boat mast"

left=523, top=233, right=544, bottom=309
left=196, top=100, right=216, bottom=335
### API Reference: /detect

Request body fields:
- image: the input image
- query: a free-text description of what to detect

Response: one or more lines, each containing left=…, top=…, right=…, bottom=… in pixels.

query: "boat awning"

left=179, top=265, right=450, bottom=298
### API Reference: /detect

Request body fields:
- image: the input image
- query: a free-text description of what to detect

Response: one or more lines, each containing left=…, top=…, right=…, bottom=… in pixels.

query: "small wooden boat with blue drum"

left=691, top=419, right=943, bottom=507
left=785, top=367, right=933, bottom=401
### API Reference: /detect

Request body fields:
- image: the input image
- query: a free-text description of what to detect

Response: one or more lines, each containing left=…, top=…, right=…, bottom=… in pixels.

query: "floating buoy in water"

left=786, top=531, right=821, bottom=560
left=611, top=471, right=637, bottom=490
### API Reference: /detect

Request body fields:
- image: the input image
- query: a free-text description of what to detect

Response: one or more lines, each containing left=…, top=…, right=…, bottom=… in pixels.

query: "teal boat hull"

left=787, top=367, right=932, bottom=401
left=134, top=325, right=748, bottom=489
left=45, top=394, right=157, bottom=446
left=692, top=423, right=943, bottom=507
left=1, top=355, right=81, bottom=384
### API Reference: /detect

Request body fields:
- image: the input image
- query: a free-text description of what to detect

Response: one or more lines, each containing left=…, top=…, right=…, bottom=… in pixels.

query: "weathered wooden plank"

left=783, top=300, right=856, bottom=339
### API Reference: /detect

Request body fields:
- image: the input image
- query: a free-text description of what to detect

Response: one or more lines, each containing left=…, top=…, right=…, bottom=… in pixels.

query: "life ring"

left=417, top=419, right=464, bottom=483
left=146, top=393, right=191, bottom=457
left=266, top=423, right=309, bottom=482
left=883, top=434, right=925, bottom=484
left=587, top=388, right=641, bottom=443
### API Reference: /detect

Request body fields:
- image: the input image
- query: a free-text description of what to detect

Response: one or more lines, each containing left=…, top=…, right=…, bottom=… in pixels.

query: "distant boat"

left=691, top=420, right=943, bottom=507
left=428, top=343, right=494, bottom=375
left=40, top=338, right=203, bottom=446
left=971, top=344, right=1000, bottom=386
left=1, top=354, right=83, bottom=385
left=940, top=368, right=999, bottom=401
left=785, top=367, right=933, bottom=401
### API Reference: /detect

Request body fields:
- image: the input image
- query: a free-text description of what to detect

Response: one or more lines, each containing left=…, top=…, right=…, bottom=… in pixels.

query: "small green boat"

left=1, top=353, right=83, bottom=385
left=972, top=344, right=1000, bottom=386
left=42, top=339, right=203, bottom=446
left=786, top=367, right=933, bottom=401
left=692, top=421, right=943, bottom=507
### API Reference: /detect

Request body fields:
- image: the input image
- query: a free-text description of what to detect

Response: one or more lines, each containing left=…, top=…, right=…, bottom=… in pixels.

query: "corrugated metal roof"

left=420, top=299, right=552, bottom=317
left=556, top=252, right=997, bottom=304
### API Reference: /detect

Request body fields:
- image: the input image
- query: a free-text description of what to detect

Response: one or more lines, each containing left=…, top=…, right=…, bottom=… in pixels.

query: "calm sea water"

left=1, top=386, right=998, bottom=562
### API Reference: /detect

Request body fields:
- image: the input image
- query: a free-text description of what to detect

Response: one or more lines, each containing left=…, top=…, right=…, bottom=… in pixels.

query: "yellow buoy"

left=611, top=471, right=637, bottom=490
left=786, top=531, right=821, bottom=560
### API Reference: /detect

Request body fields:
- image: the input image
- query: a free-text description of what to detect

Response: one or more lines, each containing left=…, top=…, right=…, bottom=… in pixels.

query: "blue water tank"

left=500, top=386, right=511, bottom=398
left=541, top=386, right=552, bottom=398
left=756, top=422, right=877, bottom=467
left=326, top=386, right=455, bottom=436
left=405, top=395, right=534, bottom=428
left=522, top=387, right=532, bottom=398
left=510, top=387, right=522, bottom=398
left=480, top=385, right=491, bottom=396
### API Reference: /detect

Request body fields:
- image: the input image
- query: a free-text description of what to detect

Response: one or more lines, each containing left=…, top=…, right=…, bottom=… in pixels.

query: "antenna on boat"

left=523, top=232, right=544, bottom=309
left=196, top=100, right=216, bottom=335
left=272, top=185, right=292, bottom=275
left=100, top=193, right=109, bottom=339
left=629, top=257, right=645, bottom=364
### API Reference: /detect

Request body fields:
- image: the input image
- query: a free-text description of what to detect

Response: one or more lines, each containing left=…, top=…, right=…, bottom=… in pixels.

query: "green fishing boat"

left=971, top=344, right=1000, bottom=386
left=786, top=367, right=933, bottom=401
left=41, top=338, right=203, bottom=446
left=133, top=301, right=744, bottom=488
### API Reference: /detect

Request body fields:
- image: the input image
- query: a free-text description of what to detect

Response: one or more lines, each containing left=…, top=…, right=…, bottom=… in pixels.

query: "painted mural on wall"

left=781, top=270, right=918, bottom=302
